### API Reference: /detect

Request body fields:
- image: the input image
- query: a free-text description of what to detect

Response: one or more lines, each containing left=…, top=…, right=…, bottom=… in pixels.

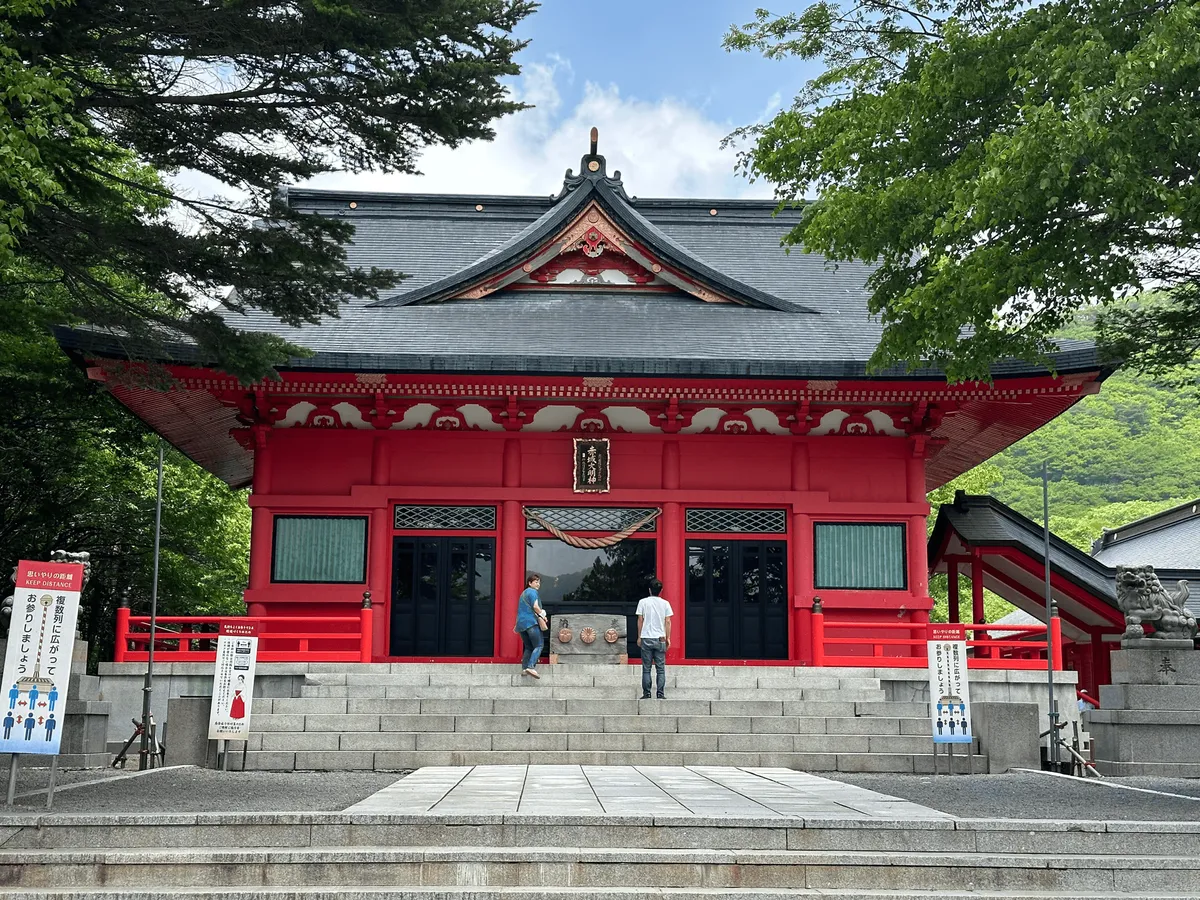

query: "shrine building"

left=58, top=134, right=1116, bottom=670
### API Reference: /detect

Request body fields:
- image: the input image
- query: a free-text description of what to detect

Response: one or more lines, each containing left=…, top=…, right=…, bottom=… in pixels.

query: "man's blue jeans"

left=520, top=625, right=543, bottom=670
left=640, top=638, right=666, bottom=698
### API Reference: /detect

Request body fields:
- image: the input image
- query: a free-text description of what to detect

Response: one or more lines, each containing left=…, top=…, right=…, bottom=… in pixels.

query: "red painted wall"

left=245, top=429, right=932, bottom=664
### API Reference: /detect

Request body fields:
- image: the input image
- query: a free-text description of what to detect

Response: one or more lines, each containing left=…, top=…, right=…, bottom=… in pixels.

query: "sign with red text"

left=0, top=561, right=84, bottom=755
left=207, top=621, right=259, bottom=741
left=927, top=624, right=973, bottom=745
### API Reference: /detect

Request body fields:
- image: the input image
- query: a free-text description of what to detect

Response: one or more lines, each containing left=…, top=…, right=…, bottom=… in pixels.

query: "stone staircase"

left=240, top=663, right=983, bottom=772
left=0, top=805, right=1196, bottom=899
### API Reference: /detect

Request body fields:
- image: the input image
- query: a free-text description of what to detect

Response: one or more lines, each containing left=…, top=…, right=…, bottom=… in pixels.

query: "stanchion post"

left=811, top=598, right=825, bottom=667
left=360, top=591, right=373, bottom=663
left=114, top=597, right=130, bottom=664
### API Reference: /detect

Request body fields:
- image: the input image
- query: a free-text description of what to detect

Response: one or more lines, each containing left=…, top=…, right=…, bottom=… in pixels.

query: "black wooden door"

left=685, top=540, right=788, bottom=659
left=390, top=537, right=494, bottom=656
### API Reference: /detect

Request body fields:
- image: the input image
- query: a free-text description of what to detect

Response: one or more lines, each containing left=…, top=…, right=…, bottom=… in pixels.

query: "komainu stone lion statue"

left=1115, top=565, right=1197, bottom=642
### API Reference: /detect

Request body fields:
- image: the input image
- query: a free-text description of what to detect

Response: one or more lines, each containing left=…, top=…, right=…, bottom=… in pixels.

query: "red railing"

left=811, top=608, right=1063, bottom=670
left=114, top=607, right=374, bottom=663
left=1077, top=688, right=1101, bottom=708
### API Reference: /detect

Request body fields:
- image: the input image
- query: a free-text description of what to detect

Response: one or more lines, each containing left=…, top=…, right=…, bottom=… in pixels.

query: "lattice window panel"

left=393, top=505, right=496, bottom=531
left=525, top=507, right=658, bottom=532
left=686, top=508, right=788, bottom=534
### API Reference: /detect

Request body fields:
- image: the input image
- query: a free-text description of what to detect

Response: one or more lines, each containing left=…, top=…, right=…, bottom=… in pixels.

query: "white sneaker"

left=526, top=668, right=540, bottom=679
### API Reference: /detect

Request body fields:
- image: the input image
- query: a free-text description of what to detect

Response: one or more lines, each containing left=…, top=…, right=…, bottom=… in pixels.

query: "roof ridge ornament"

left=558, top=127, right=630, bottom=201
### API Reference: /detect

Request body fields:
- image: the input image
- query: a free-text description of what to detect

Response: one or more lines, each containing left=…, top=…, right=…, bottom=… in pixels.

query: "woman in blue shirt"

left=515, top=573, right=546, bottom=678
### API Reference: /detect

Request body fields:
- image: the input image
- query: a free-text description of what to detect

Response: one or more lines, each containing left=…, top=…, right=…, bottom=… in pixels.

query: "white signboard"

left=927, top=624, right=973, bottom=745
left=208, top=621, right=259, bottom=741
left=0, top=561, right=84, bottom=755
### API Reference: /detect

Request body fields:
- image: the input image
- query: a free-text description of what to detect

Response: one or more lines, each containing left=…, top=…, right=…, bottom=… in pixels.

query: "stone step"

left=313, top=672, right=879, bottom=690
left=248, top=731, right=950, bottom=755
left=298, top=685, right=889, bottom=702
left=237, top=749, right=982, bottom=771
left=14, top=891, right=1200, bottom=900
left=5, top=812, right=1195, bottom=857
left=251, top=712, right=931, bottom=736
left=1, top=845, right=1191, bottom=894
left=264, top=698, right=904, bottom=718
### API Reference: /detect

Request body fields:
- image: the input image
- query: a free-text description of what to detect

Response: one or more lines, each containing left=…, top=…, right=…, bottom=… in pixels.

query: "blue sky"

left=306, top=2, right=821, bottom=199
left=514, top=2, right=813, bottom=127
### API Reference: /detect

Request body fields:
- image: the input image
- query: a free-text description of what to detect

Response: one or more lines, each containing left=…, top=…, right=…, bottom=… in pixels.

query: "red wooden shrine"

left=64, top=134, right=1114, bottom=670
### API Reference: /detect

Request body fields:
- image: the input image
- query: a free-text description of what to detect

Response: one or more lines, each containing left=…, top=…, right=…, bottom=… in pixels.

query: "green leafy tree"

left=3, top=0, right=533, bottom=381
left=726, top=0, right=1200, bottom=380
left=0, top=326, right=249, bottom=667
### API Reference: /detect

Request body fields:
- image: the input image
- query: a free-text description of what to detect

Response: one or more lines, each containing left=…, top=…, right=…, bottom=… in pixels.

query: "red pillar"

left=906, top=452, right=929, bottom=603
left=1089, top=629, right=1112, bottom=695
left=971, top=550, right=985, bottom=624
left=368, top=435, right=390, bottom=659
left=499, top=438, right=523, bottom=661
left=114, top=604, right=130, bottom=663
left=792, top=511, right=814, bottom=663
left=369, top=507, right=390, bottom=659
left=662, top=503, right=683, bottom=663
left=247, top=428, right=273, bottom=600
left=791, top=441, right=813, bottom=663
left=661, top=441, right=683, bottom=662
left=947, top=564, right=960, bottom=624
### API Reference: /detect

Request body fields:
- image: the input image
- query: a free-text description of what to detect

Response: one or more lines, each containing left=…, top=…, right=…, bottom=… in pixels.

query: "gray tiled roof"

left=1093, top=516, right=1200, bottom=569
left=56, top=163, right=1110, bottom=379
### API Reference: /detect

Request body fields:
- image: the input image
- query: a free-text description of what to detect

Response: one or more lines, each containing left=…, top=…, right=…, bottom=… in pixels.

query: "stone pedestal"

left=165, top=696, right=214, bottom=767
left=972, top=702, right=1041, bottom=773
left=548, top=615, right=628, bottom=665
left=1086, top=648, right=1200, bottom=777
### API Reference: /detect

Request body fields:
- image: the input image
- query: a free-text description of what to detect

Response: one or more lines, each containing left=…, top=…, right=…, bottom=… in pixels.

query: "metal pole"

left=139, top=442, right=165, bottom=770
left=5, top=754, right=17, bottom=806
left=1041, top=461, right=1060, bottom=770
left=45, top=756, right=59, bottom=809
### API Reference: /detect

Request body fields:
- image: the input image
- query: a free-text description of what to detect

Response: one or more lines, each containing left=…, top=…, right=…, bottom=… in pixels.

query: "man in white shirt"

left=635, top=579, right=673, bottom=700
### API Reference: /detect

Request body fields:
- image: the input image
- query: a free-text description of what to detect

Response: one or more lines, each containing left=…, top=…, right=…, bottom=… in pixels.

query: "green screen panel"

left=272, top=516, right=368, bottom=583
left=814, top=522, right=906, bottom=590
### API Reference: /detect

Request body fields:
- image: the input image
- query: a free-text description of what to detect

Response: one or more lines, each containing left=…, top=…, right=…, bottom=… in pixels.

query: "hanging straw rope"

left=522, top=507, right=662, bottom=549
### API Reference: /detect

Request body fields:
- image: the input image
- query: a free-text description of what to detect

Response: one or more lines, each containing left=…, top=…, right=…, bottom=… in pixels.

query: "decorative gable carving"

left=451, top=200, right=734, bottom=302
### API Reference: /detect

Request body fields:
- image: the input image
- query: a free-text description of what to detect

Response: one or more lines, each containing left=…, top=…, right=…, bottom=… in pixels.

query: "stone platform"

left=347, top=765, right=950, bottom=819
left=1, top=764, right=1198, bottom=900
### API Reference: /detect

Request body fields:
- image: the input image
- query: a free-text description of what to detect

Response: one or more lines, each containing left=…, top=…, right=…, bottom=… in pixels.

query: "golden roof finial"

left=590, top=127, right=598, bottom=156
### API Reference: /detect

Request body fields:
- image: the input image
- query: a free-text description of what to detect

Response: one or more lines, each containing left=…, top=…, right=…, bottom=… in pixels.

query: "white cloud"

left=303, top=60, right=771, bottom=200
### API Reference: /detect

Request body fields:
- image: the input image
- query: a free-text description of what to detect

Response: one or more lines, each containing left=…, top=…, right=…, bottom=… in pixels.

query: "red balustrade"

left=113, top=609, right=374, bottom=663
left=810, top=612, right=1061, bottom=671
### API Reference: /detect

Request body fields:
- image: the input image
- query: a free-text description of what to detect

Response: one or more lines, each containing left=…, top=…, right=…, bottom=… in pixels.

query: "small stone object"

left=558, top=627, right=573, bottom=644
left=580, top=626, right=596, bottom=644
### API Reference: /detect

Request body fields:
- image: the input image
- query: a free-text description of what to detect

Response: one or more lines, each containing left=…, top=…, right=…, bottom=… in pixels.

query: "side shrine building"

left=59, top=135, right=1115, bottom=669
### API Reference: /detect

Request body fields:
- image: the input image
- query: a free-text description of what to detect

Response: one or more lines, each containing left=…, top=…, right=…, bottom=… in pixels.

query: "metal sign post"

left=927, top=624, right=974, bottom=775
left=1041, top=461, right=1061, bottom=769
left=139, top=442, right=165, bottom=771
